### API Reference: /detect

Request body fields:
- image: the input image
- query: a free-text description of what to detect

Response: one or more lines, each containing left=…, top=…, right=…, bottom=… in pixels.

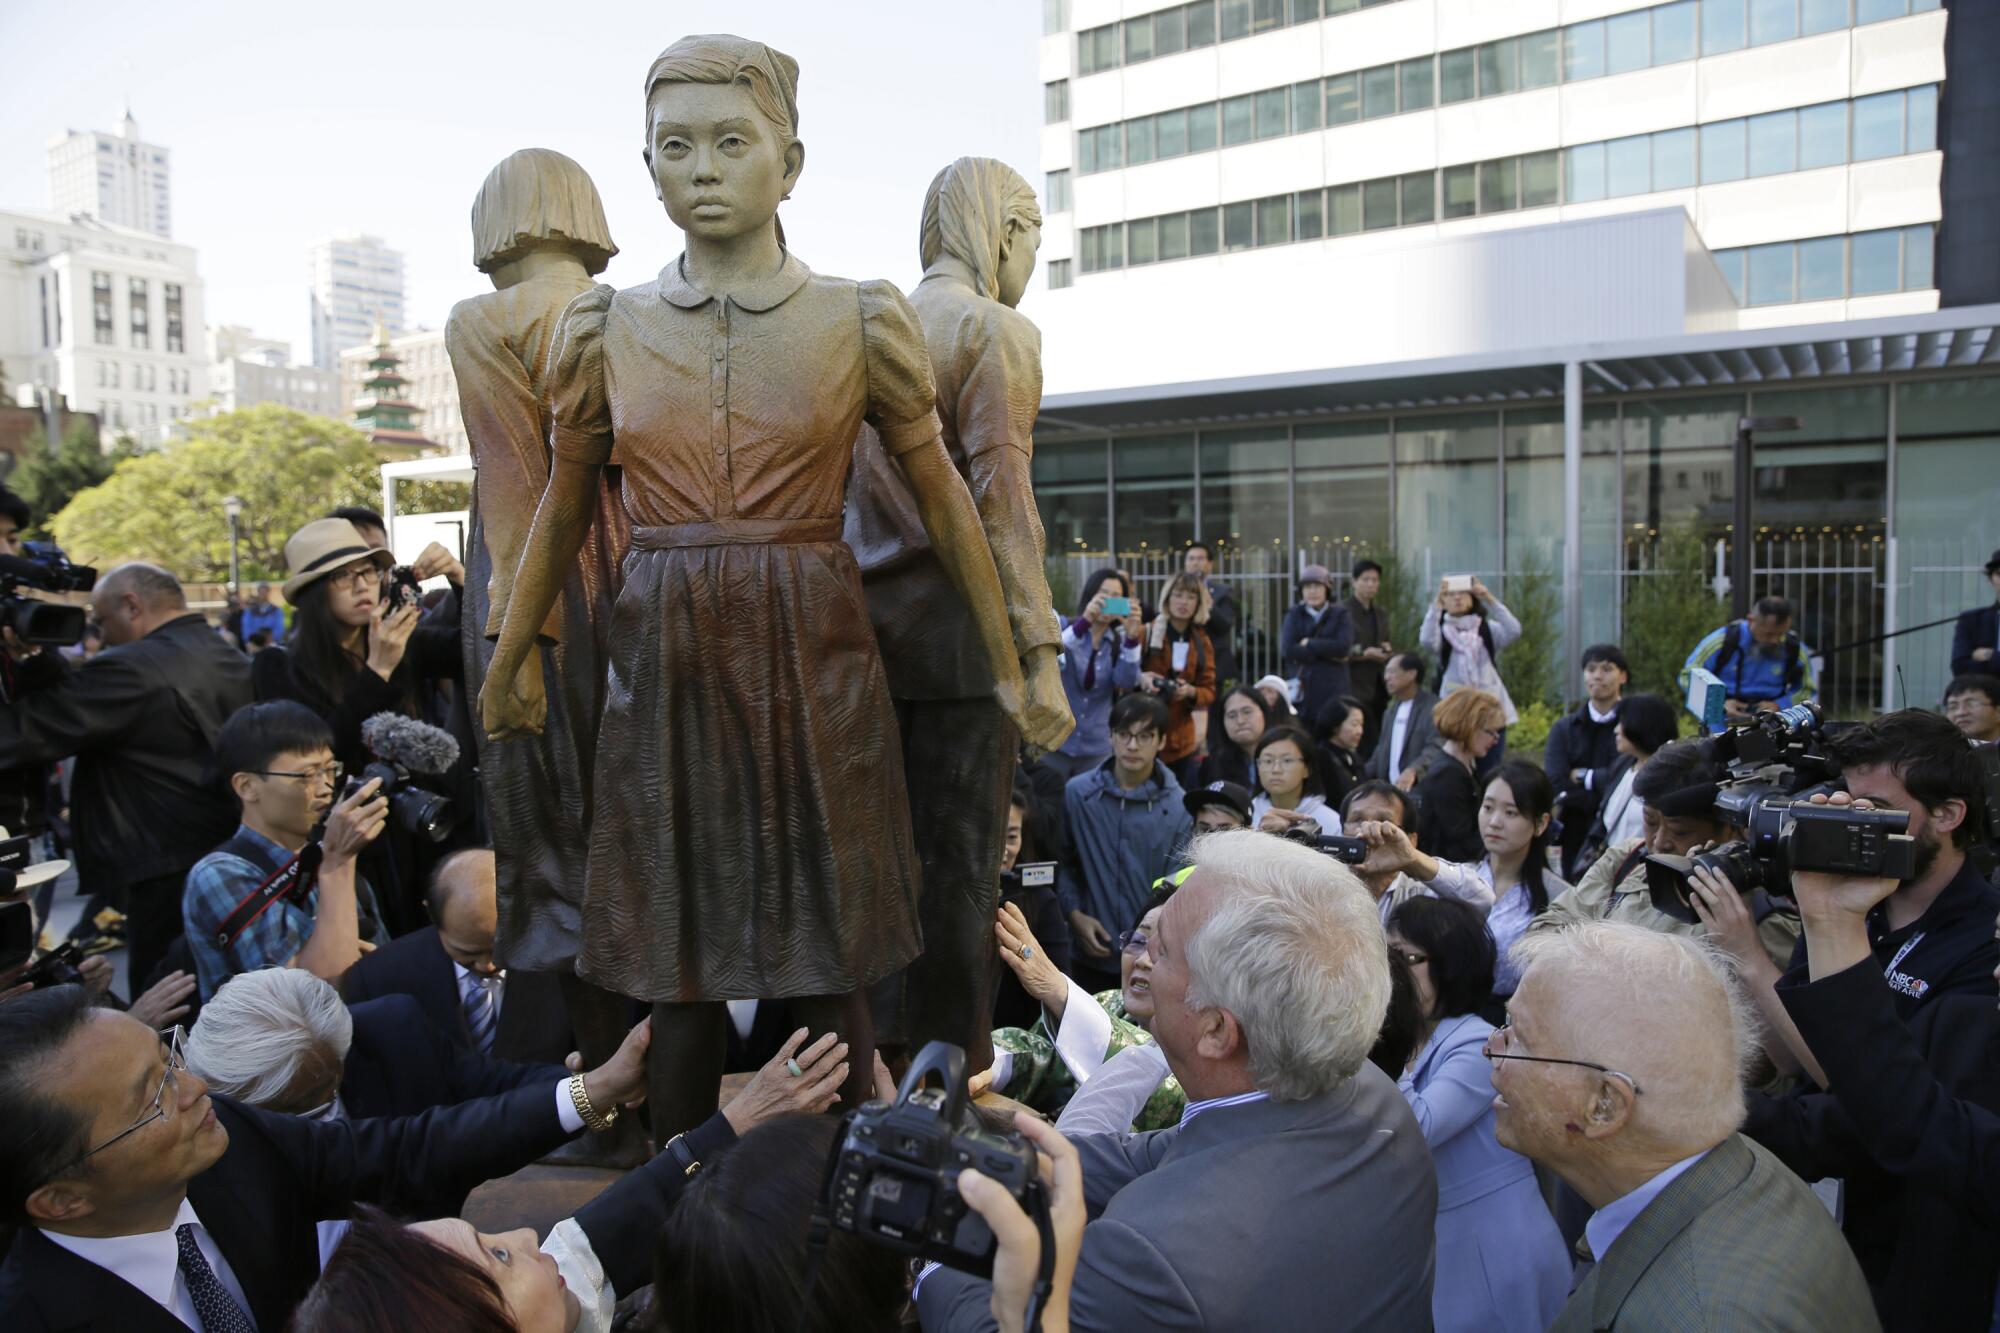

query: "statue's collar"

left=657, top=249, right=810, bottom=312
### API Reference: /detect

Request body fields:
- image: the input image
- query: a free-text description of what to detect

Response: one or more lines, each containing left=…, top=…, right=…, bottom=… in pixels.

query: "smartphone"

left=1443, top=575, right=1475, bottom=594
left=1101, top=596, right=1133, bottom=617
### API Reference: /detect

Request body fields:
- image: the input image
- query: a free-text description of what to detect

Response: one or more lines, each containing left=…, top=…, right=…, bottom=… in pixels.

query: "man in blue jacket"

left=1061, top=693, right=1191, bottom=992
left=1681, top=594, right=1816, bottom=731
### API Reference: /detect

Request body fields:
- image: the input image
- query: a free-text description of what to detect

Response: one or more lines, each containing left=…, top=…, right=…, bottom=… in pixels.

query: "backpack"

left=1709, top=620, right=1805, bottom=699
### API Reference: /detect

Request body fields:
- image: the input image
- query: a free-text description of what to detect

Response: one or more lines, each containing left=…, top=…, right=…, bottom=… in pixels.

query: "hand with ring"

left=722, top=1027, right=850, bottom=1134
left=995, top=901, right=1070, bottom=1022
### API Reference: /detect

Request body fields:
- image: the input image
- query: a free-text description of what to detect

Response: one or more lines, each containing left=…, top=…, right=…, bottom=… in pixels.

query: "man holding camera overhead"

left=182, top=701, right=388, bottom=1002
left=0, top=560, right=251, bottom=987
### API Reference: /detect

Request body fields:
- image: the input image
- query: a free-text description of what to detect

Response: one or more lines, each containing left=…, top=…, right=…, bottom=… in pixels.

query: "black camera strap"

left=212, top=841, right=322, bottom=951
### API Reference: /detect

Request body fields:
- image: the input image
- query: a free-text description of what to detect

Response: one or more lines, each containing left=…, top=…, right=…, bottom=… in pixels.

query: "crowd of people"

left=1, top=513, right=1999, bottom=1333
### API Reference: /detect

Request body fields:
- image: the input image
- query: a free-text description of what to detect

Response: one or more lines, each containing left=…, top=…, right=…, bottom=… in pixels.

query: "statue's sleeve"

left=857, top=279, right=944, bottom=457
left=446, top=300, right=559, bottom=642
left=955, top=305, right=1060, bottom=658
left=548, top=284, right=616, bottom=468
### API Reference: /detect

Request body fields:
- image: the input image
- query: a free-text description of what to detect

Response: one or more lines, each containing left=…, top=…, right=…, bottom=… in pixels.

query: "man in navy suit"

left=1951, top=549, right=2000, bottom=679
left=343, top=847, right=576, bottom=1063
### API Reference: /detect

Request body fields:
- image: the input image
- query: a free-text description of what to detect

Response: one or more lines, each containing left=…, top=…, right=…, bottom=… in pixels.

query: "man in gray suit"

left=1365, top=651, right=1446, bottom=789
left=917, top=830, right=1437, bottom=1332
left=1497, top=921, right=1875, bottom=1331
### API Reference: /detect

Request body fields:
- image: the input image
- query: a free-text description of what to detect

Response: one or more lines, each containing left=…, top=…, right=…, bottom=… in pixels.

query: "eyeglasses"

left=65, top=1026, right=188, bottom=1171
left=1112, top=729, right=1160, bottom=746
left=1116, top=928, right=1150, bottom=956
left=1256, top=754, right=1304, bottom=770
left=250, top=762, right=344, bottom=790
left=1482, top=1023, right=1643, bottom=1095
left=328, top=562, right=382, bottom=592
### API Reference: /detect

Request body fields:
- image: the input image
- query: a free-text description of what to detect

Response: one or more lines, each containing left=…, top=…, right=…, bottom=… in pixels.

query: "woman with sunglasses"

left=977, top=874, right=1187, bottom=1131
left=1387, top=897, right=1569, bottom=1333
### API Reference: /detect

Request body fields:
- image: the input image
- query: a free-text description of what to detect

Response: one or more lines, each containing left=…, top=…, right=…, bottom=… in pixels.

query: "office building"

left=207, top=324, right=341, bottom=417
left=308, top=234, right=405, bottom=370
left=46, top=109, right=172, bottom=239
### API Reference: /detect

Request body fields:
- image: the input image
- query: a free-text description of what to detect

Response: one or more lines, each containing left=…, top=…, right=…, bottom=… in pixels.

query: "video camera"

left=1643, top=703, right=1917, bottom=922
left=0, top=541, right=97, bottom=646
left=0, top=900, right=86, bottom=991
left=344, top=713, right=460, bottom=843
left=1279, top=825, right=1370, bottom=865
left=823, top=1041, right=1044, bottom=1278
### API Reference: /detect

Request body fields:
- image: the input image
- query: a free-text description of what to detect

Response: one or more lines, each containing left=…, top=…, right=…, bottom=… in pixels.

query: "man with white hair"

left=918, top=828, right=1437, bottom=1332
left=1493, top=921, right=1874, bottom=1331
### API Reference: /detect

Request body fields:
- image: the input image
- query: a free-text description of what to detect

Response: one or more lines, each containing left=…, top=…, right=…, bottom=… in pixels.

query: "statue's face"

left=995, top=218, right=1042, bottom=309
left=644, top=80, right=801, bottom=243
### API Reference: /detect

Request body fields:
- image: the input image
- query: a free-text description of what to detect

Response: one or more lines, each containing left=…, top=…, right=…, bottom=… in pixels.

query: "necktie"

left=461, top=970, right=499, bottom=1052
left=176, top=1223, right=255, bottom=1333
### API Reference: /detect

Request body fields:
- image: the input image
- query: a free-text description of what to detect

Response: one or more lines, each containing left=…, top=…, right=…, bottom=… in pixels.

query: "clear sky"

left=0, top=0, right=1046, bottom=357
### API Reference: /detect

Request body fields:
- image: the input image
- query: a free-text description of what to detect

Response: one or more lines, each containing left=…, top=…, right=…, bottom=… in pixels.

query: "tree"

left=1497, top=545, right=1563, bottom=715
left=11, top=418, right=136, bottom=540
left=1624, top=524, right=1727, bottom=706
left=51, top=405, right=389, bottom=582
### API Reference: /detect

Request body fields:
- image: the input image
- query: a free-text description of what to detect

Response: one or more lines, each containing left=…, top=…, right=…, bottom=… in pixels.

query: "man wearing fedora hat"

left=0, top=563, right=251, bottom=987
left=1280, top=564, right=1354, bottom=737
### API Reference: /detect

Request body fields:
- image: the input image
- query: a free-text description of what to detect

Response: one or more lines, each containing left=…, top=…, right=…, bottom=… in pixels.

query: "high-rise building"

left=206, top=324, right=340, bottom=417
left=46, top=109, right=172, bottom=239
left=0, top=208, right=208, bottom=441
left=337, top=328, right=465, bottom=455
left=1024, top=0, right=1993, bottom=717
left=308, top=234, right=406, bottom=370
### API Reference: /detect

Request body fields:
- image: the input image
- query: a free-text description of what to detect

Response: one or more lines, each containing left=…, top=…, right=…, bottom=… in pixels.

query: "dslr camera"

left=1279, top=824, right=1370, bottom=865
left=1644, top=703, right=1917, bottom=922
left=383, top=564, right=425, bottom=613
left=342, top=761, right=455, bottom=843
left=824, top=1041, right=1043, bottom=1277
left=0, top=541, right=97, bottom=646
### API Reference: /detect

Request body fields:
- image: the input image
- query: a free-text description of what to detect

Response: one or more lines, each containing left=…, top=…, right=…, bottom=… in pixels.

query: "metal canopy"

left=1036, top=304, right=2000, bottom=437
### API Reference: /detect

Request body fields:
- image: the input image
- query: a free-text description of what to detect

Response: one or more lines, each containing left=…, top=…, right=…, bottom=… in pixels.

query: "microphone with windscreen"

left=342, top=713, right=462, bottom=842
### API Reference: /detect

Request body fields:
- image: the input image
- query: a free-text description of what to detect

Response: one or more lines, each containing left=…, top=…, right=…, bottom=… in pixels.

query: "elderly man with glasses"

left=1491, top=920, right=1875, bottom=1332
left=181, top=701, right=390, bottom=1003
left=0, top=983, right=648, bottom=1333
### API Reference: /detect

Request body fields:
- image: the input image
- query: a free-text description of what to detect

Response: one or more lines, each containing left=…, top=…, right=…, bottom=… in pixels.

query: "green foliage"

left=12, top=419, right=136, bottom=540
left=1367, top=546, right=1427, bottom=666
left=1625, top=524, right=1727, bottom=707
left=51, top=405, right=385, bottom=582
left=1498, top=547, right=1564, bottom=713
left=398, top=480, right=472, bottom=515
left=1509, top=698, right=1561, bottom=759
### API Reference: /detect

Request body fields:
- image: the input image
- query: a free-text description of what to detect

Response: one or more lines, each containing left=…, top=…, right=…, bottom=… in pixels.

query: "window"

left=1223, top=201, right=1254, bottom=249
left=1157, top=6, right=1188, bottom=54
left=1255, top=87, right=1288, bottom=139
left=1220, top=0, right=1250, bottom=39
left=1848, top=228, right=1900, bottom=293
left=1479, top=157, right=1519, bottom=214
left=1855, top=0, right=1903, bottom=18
left=1798, top=236, right=1845, bottom=300
left=1564, top=20, right=1605, bottom=81
left=1750, top=0, right=1798, bottom=43
left=1128, top=218, right=1158, bottom=265
left=1046, top=169, right=1072, bottom=212
left=1477, top=39, right=1517, bottom=97
left=128, top=277, right=150, bottom=350
left=1702, top=119, right=1748, bottom=183
left=1653, top=1, right=1699, bottom=61
left=1161, top=213, right=1191, bottom=260
left=1399, top=56, right=1433, bottom=110
left=1566, top=141, right=1607, bottom=202
left=1081, top=25, right=1119, bottom=74
left=1289, top=0, right=1320, bottom=20
left=1188, top=0, right=1217, bottom=47
left=1441, top=163, right=1478, bottom=217
left=1189, top=104, right=1219, bottom=151
left=1325, top=73, right=1360, bottom=125
left=1362, top=65, right=1397, bottom=119
left=1292, top=80, right=1322, bottom=132
left=1907, top=84, right=1937, bottom=152
left=1703, top=0, right=1747, bottom=53
left=1903, top=223, right=1933, bottom=288
left=1799, top=102, right=1848, bottom=168
left=1042, top=0, right=1068, bottom=35
left=1402, top=170, right=1438, bottom=222
left=1190, top=208, right=1221, bottom=254
left=1296, top=190, right=1324, bottom=238
left=1045, top=80, right=1069, bottom=124
left=1748, top=109, right=1797, bottom=176
left=1802, top=0, right=1848, bottom=33
left=1519, top=29, right=1559, bottom=88
left=1363, top=177, right=1399, bottom=229
left=1222, top=94, right=1255, bottom=146
left=1255, top=194, right=1290, bottom=245
left=1605, top=136, right=1650, bottom=196
left=1851, top=90, right=1903, bottom=160
left=1440, top=49, right=1475, bottom=103
left=92, top=272, right=114, bottom=345
left=1606, top=10, right=1650, bottom=72
left=1252, top=0, right=1284, bottom=34
left=1635, top=130, right=1690, bottom=193
left=1747, top=242, right=1795, bottom=304
left=1127, top=116, right=1157, bottom=165
left=1123, top=15, right=1155, bottom=63
left=1158, top=109, right=1189, bottom=157
left=1329, top=183, right=1362, bottom=234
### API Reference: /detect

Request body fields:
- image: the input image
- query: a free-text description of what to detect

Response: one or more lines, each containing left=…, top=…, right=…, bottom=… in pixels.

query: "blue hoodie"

left=1059, top=757, right=1192, bottom=944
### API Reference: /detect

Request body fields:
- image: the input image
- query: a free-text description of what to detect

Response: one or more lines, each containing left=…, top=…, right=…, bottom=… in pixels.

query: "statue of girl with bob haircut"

left=447, top=149, right=638, bottom=1138
left=482, top=34, right=1035, bottom=1134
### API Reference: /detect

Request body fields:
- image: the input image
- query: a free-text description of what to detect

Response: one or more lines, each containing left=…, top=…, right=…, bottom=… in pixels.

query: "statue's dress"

left=549, top=251, right=930, bottom=1002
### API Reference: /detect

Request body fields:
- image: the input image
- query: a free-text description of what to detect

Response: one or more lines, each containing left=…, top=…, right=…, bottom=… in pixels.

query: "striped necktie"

left=460, top=970, right=499, bottom=1053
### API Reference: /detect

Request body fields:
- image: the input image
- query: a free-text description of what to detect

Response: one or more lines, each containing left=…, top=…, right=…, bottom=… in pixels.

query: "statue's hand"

left=1012, top=645, right=1075, bottom=759
left=481, top=649, right=547, bottom=739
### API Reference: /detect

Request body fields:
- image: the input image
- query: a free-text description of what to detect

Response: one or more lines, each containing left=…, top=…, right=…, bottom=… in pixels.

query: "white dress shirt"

left=1056, top=1042, right=1174, bottom=1137
left=1387, top=698, right=1415, bottom=777
left=1579, top=702, right=1619, bottom=790
left=1584, top=1149, right=1712, bottom=1263
left=41, top=1198, right=256, bottom=1331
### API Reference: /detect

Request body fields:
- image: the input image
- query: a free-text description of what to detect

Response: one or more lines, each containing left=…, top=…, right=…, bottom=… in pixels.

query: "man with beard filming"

left=182, top=701, right=389, bottom=1002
